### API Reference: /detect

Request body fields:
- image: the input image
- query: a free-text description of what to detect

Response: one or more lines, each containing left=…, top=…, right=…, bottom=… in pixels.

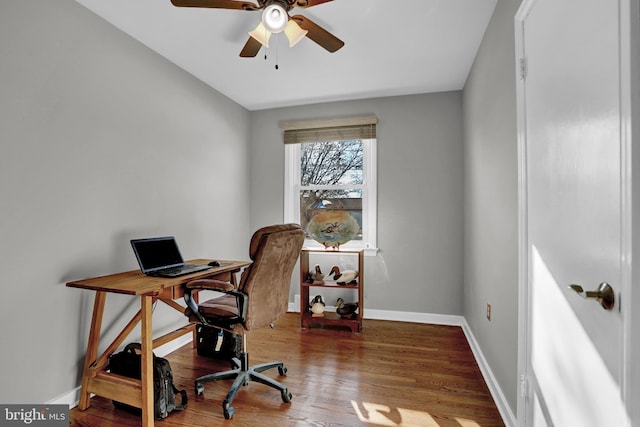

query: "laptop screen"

left=131, top=236, right=184, bottom=274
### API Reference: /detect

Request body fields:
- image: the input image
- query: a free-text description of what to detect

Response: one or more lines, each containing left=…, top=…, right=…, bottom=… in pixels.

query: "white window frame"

left=284, top=138, right=378, bottom=255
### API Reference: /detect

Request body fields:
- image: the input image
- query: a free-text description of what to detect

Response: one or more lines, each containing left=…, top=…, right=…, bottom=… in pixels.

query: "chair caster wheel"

left=223, top=402, right=235, bottom=419
left=278, top=365, right=287, bottom=376
left=281, top=389, right=292, bottom=403
left=195, top=382, right=204, bottom=396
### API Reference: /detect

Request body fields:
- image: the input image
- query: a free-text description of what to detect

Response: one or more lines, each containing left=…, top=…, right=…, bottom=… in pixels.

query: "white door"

left=516, top=0, right=630, bottom=425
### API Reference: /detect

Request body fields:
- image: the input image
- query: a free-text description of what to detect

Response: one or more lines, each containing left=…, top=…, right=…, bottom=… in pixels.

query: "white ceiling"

left=75, top=0, right=497, bottom=111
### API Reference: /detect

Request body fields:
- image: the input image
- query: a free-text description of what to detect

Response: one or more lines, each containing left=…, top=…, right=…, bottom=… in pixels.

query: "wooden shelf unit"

left=299, top=248, right=364, bottom=332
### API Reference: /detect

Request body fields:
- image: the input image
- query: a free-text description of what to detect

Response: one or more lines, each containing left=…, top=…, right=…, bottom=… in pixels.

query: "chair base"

left=194, top=352, right=292, bottom=419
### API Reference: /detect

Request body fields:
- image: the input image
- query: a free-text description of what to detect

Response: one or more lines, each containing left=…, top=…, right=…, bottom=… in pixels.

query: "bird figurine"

left=307, top=264, right=324, bottom=284
left=335, top=298, right=358, bottom=319
left=309, top=295, right=325, bottom=317
left=329, top=265, right=359, bottom=285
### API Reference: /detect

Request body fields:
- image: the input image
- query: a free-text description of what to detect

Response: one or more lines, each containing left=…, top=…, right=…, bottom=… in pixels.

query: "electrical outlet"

left=487, top=303, right=492, bottom=321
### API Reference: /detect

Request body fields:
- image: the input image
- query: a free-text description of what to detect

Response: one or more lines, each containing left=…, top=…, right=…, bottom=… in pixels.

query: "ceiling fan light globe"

left=249, top=22, right=271, bottom=47
left=262, top=4, right=288, bottom=33
left=284, top=20, right=308, bottom=47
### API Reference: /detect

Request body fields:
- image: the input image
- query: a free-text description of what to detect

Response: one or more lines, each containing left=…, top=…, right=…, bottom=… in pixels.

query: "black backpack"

left=195, top=324, right=242, bottom=360
left=109, top=343, right=187, bottom=419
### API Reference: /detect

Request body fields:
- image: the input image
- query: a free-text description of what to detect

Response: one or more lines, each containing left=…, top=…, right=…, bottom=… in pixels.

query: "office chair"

left=183, top=224, right=305, bottom=419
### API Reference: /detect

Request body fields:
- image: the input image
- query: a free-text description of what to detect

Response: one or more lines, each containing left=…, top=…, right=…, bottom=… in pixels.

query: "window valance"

left=280, top=115, right=377, bottom=144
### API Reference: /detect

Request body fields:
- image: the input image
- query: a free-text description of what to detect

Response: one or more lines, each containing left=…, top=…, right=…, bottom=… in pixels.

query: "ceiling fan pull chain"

left=264, top=24, right=269, bottom=61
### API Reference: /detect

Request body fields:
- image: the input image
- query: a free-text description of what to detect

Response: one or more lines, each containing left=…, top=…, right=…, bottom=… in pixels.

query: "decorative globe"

left=307, top=210, right=359, bottom=249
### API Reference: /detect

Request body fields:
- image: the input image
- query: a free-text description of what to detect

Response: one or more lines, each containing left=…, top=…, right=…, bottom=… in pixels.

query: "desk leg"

left=78, top=291, right=106, bottom=410
left=140, top=295, right=154, bottom=427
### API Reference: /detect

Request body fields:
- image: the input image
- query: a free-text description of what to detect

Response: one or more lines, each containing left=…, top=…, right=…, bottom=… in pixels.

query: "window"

left=283, top=116, right=377, bottom=255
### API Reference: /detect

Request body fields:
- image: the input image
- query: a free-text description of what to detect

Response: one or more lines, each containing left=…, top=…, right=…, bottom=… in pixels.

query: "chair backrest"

left=237, top=224, right=305, bottom=331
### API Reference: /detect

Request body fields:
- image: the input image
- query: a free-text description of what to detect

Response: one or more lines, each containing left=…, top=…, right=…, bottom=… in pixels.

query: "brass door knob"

left=568, top=282, right=615, bottom=310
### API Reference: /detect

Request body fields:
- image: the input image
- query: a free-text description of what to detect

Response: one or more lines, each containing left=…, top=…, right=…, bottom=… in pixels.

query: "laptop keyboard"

left=149, top=264, right=211, bottom=277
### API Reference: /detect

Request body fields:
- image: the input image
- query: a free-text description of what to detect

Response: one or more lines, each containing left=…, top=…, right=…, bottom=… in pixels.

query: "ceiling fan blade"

left=170, top=0, right=260, bottom=10
left=294, top=0, right=334, bottom=8
left=240, top=36, right=263, bottom=57
left=292, top=15, right=344, bottom=52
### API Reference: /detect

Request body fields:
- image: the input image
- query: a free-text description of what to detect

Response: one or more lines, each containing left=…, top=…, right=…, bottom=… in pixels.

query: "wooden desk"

left=67, top=259, right=250, bottom=427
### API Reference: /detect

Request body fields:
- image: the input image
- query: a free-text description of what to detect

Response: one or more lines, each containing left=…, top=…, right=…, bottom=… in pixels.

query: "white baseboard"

left=50, top=334, right=193, bottom=407
left=461, top=319, right=516, bottom=427
left=362, top=308, right=465, bottom=326
left=290, top=303, right=464, bottom=325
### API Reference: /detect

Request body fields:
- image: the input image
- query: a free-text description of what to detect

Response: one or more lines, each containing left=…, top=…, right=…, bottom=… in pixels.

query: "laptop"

left=130, top=236, right=211, bottom=277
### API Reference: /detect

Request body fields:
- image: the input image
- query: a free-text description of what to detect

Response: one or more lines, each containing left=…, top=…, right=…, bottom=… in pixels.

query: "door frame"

left=514, top=0, right=638, bottom=425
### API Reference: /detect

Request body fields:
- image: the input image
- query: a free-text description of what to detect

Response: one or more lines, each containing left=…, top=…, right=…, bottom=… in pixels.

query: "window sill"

left=302, top=241, right=378, bottom=256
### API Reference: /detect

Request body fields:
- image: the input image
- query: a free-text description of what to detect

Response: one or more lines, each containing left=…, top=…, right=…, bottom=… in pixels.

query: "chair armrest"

left=185, top=279, right=235, bottom=292
left=183, top=283, right=248, bottom=327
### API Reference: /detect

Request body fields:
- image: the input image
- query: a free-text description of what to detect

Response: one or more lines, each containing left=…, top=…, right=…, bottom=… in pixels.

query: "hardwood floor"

left=69, top=313, right=505, bottom=426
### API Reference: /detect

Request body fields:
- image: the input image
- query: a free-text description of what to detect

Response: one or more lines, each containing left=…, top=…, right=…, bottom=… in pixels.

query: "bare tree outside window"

left=299, top=140, right=364, bottom=239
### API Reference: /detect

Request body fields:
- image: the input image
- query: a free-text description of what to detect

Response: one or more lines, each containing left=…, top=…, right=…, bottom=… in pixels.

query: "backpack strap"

left=172, top=384, right=188, bottom=411
left=124, top=343, right=142, bottom=354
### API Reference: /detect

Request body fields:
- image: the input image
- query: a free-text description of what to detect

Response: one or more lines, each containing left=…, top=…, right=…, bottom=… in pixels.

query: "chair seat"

left=186, top=295, right=238, bottom=322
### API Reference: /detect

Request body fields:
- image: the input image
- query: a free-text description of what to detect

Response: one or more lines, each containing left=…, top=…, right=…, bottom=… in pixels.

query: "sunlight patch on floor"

left=350, top=400, right=438, bottom=426
left=454, top=418, right=481, bottom=427
left=351, top=400, right=480, bottom=427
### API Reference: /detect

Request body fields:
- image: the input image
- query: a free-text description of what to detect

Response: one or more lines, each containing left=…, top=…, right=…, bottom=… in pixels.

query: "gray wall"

left=249, top=93, right=465, bottom=315
left=462, top=0, right=522, bottom=414
left=0, top=1, right=250, bottom=403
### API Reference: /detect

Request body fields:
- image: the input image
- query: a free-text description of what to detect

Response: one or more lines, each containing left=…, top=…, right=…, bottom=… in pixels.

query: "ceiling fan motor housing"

left=265, top=0, right=294, bottom=11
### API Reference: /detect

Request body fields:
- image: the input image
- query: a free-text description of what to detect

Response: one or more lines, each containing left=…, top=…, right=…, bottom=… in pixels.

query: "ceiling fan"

left=170, top=0, right=345, bottom=57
